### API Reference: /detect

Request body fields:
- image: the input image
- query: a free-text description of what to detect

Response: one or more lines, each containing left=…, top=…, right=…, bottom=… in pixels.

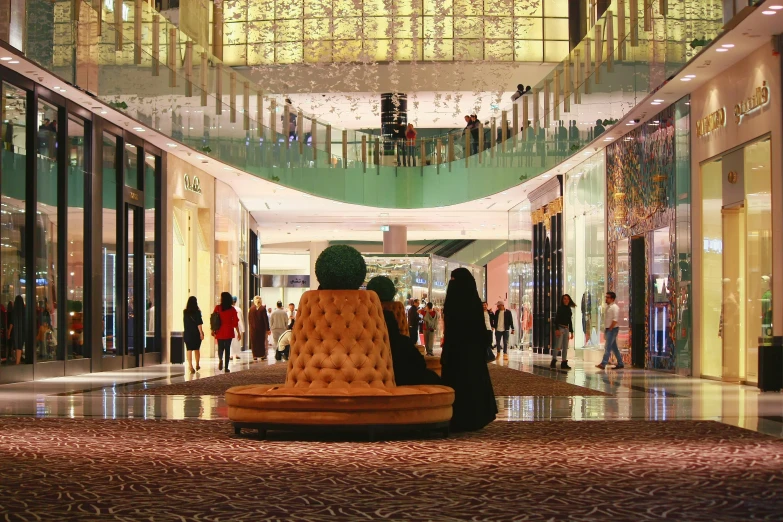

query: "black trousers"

left=217, top=339, right=232, bottom=370
left=409, top=326, right=419, bottom=344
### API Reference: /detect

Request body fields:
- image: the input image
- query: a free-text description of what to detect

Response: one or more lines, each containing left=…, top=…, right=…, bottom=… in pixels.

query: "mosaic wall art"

left=606, top=103, right=683, bottom=371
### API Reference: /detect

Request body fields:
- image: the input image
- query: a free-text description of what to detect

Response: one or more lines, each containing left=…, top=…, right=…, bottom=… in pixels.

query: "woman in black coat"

left=441, top=268, right=497, bottom=432
left=383, top=310, right=441, bottom=386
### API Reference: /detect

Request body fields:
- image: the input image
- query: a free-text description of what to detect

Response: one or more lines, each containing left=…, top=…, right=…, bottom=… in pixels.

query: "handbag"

left=485, top=344, right=496, bottom=363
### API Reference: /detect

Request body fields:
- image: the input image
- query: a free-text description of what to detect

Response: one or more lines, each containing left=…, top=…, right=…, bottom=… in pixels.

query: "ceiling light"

left=166, top=143, right=177, bottom=148
left=680, top=77, right=692, bottom=81
left=721, top=44, right=735, bottom=48
left=223, top=167, right=232, bottom=171
left=133, top=127, right=144, bottom=132
left=8, top=61, right=18, bottom=64
left=100, top=110, right=107, bottom=114
left=685, top=75, right=696, bottom=78
left=716, top=48, right=729, bottom=52
left=762, top=10, right=776, bottom=14
left=0, top=57, right=11, bottom=61
left=626, top=122, right=634, bottom=126
left=770, top=5, right=783, bottom=9
left=654, top=99, right=664, bottom=102
left=651, top=102, right=661, bottom=105
left=53, top=86, right=60, bottom=90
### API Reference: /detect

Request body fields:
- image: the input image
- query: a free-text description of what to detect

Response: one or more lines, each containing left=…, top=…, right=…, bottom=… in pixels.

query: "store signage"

left=414, top=277, right=427, bottom=285
left=696, top=107, right=726, bottom=138
left=380, top=225, right=390, bottom=232
left=286, top=275, right=310, bottom=288
left=184, top=174, right=202, bottom=194
left=734, top=81, right=770, bottom=124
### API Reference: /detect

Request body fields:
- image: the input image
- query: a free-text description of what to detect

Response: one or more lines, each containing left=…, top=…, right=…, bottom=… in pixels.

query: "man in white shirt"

left=482, top=302, right=495, bottom=353
left=597, top=291, right=624, bottom=369
left=269, top=301, right=289, bottom=352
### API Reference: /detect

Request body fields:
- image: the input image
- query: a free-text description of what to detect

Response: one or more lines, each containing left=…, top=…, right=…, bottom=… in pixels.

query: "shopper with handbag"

left=212, top=292, right=240, bottom=373
left=183, top=296, right=204, bottom=374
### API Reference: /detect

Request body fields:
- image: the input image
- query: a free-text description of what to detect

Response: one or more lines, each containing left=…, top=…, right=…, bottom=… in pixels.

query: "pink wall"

left=486, top=253, right=509, bottom=307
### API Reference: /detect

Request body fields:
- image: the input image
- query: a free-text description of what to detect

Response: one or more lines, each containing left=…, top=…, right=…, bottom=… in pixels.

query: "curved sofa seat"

left=226, top=384, right=454, bottom=426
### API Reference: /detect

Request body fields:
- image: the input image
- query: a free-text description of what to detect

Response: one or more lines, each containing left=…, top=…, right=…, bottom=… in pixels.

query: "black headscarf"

left=443, top=268, right=485, bottom=358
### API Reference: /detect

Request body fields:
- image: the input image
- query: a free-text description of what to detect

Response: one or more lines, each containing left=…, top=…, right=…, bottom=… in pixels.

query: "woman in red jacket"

left=213, top=292, right=241, bottom=372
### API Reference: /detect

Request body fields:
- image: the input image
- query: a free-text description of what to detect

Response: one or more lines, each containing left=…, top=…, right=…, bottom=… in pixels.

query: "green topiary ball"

left=315, top=245, right=367, bottom=290
left=366, top=276, right=396, bottom=302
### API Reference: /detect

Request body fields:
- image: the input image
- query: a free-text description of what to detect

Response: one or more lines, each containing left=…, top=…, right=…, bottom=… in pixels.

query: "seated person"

left=275, top=329, right=292, bottom=361
left=383, top=310, right=441, bottom=386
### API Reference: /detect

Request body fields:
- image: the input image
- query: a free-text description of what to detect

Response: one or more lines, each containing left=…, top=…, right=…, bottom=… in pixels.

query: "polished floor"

left=1, top=349, right=782, bottom=438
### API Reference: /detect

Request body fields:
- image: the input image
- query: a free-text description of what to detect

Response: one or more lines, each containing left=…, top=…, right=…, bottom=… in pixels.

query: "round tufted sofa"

left=226, top=290, right=454, bottom=439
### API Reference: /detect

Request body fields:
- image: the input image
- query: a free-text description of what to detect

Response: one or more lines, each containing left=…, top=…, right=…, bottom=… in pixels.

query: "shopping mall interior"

left=1, top=0, right=783, bottom=519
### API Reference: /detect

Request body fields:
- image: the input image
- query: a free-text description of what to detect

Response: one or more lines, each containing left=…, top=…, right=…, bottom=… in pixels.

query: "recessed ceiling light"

left=770, top=5, right=783, bottom=9
left=716, top=48, right=729, bottom=52
left=53, top=86, right=60, bottom=90
left=100, top=110, right=107, bottom=114
left=603, top=137, right=613, bottom=141
left=680, top=78, right=692, bottom=81
left=166, top=143, right=177, bottom=148
left=721, top=44, right=735, bottom=48
left=0, top=57, right=11, bottom=61
left=626, top=122, right=634, bottom=126
left=223, top=167, right=232, bottom=170
left=651, top=102, right=661, bottom=105
left=8, top=61, right=18, bottom=64
left=762, top=10, right=776, bottom=15
left=685, top=75, right=696, bottom=78
left=133, top=127, right=144, bottom=132
left=654, top=98, right=664, bottom=102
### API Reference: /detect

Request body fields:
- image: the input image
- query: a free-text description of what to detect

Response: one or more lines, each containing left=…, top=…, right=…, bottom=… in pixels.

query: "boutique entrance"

left=700, top=137, right=773, bottom=384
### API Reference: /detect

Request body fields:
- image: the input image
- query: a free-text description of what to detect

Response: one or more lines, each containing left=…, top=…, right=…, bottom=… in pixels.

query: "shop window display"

left=66, top=118, right=87, bottom=360
left=0, top=82, right=29, bottom=367
left=699, top=137, right=772, bottom=384
left=564, top=153, right=605, bottom=350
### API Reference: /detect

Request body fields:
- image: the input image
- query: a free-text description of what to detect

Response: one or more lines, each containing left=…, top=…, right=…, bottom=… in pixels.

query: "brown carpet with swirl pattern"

left=1, top=419, right=782, bottom=521
left=127, top=362, right=610, bottom=397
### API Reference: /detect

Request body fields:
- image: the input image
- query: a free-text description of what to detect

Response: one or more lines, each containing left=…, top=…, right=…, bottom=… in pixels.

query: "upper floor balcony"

left=5, top=0, right=724, bottom=208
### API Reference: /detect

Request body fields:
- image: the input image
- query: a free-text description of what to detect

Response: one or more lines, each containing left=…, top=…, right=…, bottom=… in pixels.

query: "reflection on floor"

left=0, top=349, right=782, bottom=438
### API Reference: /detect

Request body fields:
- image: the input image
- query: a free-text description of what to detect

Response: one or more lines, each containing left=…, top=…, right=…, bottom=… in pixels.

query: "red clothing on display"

left=213, top=306, right=239, bottom=340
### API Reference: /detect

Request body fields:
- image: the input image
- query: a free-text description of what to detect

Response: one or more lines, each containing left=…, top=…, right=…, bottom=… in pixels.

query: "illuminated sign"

left=380, top=225, right=390, bottom=232
left=734, top=81, right=770, bottom=124
left=184, top=174, right=202, bottom=194
left=695, top=107, right=725, bottom=138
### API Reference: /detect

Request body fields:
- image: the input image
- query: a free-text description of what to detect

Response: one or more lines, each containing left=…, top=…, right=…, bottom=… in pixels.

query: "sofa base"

left=232, top=420, right=450, bottom=441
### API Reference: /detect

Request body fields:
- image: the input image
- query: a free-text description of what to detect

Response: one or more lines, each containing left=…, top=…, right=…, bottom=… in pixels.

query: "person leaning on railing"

left=405, top=123, right=417, bottom=167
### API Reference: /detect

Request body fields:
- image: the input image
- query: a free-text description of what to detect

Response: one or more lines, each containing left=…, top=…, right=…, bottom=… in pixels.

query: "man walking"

left=596, top=291, right=624, bottom=369
left=482, top=302, right=495, bottom=353
left=269, top=301, right=288, bottom=353
left=422, top=302, right=438, bottom=356
left=492, top=301, right=514, bottom=362
left=407, top=299, right=421, bottom=344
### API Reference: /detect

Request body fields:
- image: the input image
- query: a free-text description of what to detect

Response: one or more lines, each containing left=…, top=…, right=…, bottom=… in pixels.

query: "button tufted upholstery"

left=226, top=289, right=454, bottom=434
left=381, top=301, right=409, bottom=336
left=286, top=290, right=395, bottom=389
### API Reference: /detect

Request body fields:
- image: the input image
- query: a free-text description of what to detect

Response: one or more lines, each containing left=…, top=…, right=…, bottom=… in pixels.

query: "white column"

left=383, top=225, right=407, bottom=254
left=309, top=241, right=329, bottom=289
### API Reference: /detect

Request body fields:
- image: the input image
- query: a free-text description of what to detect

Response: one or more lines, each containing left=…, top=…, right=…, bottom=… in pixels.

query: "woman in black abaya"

left=441, top=267, right=497, bottom=431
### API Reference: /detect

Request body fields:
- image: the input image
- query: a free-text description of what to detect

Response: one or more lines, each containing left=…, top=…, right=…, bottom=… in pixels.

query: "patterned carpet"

left=1, top=419, right=782, bottom=521
left=127, top=362, right=609, bottom=397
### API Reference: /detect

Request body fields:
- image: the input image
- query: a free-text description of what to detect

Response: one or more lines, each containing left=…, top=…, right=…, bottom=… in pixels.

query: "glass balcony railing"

left=15, top=0, right=723, bottom=208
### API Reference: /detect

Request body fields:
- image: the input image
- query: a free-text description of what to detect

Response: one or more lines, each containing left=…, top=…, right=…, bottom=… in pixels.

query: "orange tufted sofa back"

left=381, top=301, right=409, bottom=336
left=286, top=290, right=396, bottom=389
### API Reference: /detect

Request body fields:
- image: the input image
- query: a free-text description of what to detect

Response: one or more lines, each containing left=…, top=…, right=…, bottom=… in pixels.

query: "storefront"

left=0, top=65, right=164, bottom=383
left=363, top=255, right=484, bottom=307
left=692, top=42, right=782, bottom=384
left=606, top=98, right=692, bottom=372
left=563, top=153, right=606, bottom=352
left=167, top=156, right=216, bottom=357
